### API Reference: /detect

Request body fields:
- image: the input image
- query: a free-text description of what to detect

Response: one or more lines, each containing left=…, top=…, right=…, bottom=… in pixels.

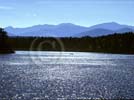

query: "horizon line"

left=3, top=21, right=134, bottom=29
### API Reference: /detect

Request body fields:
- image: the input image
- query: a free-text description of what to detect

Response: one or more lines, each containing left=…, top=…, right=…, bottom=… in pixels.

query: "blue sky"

left=0, top=0, right=134, bottom=28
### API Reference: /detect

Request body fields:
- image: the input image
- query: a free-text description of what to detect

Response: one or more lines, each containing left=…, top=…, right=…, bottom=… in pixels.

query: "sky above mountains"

left=0, top=0, right=134, bottom=28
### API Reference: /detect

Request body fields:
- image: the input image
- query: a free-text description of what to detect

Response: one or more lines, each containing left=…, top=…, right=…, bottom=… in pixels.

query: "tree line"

left=6, top=32, right=134, bottom=54
left=0, top=27, right=134, bottom=54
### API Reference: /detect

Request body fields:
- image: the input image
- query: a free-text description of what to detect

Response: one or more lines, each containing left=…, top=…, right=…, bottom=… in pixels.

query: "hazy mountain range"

left=4, top=22, right=134, bottom=37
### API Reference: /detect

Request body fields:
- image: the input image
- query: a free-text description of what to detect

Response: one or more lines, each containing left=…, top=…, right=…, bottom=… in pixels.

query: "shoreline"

left=13, top=50, right=134, bottom=55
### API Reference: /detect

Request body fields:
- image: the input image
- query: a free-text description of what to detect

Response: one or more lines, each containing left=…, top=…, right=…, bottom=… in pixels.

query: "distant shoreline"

left=6, top=32, right=134, bottom=55
left=13, top=50, right=134, bottom=55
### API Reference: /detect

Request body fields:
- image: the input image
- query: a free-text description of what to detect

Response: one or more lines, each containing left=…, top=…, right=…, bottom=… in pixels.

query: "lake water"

left=0, top=51, right=134, bottom=99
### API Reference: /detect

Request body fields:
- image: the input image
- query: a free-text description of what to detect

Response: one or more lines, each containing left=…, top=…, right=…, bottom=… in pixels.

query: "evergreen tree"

left=0, top=28, right=8, bottom=47
left=0, top=28, right=14, bottom=53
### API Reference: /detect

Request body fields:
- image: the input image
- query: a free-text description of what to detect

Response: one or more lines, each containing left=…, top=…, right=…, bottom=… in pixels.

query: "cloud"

left=0, top=6, right=14, bottom=10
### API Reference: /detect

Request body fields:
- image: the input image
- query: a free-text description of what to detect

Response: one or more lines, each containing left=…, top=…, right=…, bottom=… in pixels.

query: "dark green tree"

left=0, top=28, right=14, bottom=53
left=0, top=28, right=8, bottom=43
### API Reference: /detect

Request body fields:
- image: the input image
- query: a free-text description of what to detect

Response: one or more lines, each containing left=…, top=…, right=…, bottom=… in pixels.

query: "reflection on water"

left=0, top=51, right=134, bottom=99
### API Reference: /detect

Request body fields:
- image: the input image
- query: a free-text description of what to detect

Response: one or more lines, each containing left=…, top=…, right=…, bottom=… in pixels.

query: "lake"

left=0, top=51, right=134, bottom=99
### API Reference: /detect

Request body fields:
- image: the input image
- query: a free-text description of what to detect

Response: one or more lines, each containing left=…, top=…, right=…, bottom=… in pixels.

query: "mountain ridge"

left=4, top=22, right=134, bottom=37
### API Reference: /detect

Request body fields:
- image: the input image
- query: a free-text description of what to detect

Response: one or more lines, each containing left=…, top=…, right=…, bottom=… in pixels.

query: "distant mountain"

left=76, top=28, right=114, bottom=37
left=116, top=28, right=134, bottom=33
left=5, top=23, right=88, bottom=37
left=88, top=22, right=127, bottom=31
left=74, top=22, right=134, bottom=37
left=4, top=22, right=134, bottom=37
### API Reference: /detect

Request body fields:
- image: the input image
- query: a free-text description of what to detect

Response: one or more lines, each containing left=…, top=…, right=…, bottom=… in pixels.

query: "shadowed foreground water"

left=0, top=51, right=134, bottom=99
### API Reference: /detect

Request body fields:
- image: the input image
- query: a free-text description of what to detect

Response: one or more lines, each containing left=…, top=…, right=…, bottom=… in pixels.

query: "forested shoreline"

left=7, top=32, right=134, bottom=54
